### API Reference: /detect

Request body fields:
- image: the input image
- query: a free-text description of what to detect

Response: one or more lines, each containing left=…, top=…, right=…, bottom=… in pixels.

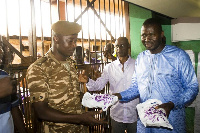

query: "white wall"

left=171, top=17, right=200, bottom=42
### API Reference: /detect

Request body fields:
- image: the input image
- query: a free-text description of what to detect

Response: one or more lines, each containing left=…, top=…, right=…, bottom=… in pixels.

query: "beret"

left=51, top=20, right=81, bottom=36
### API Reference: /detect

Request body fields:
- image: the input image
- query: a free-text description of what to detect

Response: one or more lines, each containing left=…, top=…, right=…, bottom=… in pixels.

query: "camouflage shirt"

left=26, top=51, right=88, bottom=133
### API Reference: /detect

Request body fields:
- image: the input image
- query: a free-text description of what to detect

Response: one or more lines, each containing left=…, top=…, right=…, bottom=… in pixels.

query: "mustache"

left=145, top=41, right=152, bottom=44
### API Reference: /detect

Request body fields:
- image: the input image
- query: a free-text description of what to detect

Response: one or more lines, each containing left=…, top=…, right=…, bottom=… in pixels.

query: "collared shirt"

left=26, top=51, right=88, bottom=133
left=120, top=45, right=199, bottom=133
left=86, top=56, right=139, bottom=123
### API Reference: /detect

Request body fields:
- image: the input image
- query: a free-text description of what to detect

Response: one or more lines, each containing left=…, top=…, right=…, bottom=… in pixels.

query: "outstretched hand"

left=78, top=70, right=88, bottom=83
left=112, top=93, right=122, bottom=100
left=104, top=51, right=112, bottom=58
left=155, top=102, right=174, bottom=117
left=103, top=51, right=117, bottom=61
left=80, top=110, right=108, bottom=126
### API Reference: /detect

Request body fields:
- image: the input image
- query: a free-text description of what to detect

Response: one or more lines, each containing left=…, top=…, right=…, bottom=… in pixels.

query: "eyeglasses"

left=115, top=44, right=127, bottom=49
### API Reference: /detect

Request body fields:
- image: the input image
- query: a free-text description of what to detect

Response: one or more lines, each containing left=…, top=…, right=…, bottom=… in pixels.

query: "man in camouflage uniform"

left=26, top=21, right=105, bottom=133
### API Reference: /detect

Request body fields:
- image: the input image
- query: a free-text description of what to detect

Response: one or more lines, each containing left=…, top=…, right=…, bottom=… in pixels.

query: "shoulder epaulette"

left=33, top=57, right=48, bottom=66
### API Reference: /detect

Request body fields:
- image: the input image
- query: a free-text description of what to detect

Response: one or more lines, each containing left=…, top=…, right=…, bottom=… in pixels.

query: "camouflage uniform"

left=26, top=51, right=88, bottom=133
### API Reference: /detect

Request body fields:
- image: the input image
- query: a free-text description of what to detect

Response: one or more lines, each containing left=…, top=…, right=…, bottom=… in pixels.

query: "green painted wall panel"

left=129, top=3, right=200, bottom=133
left=129, top=4, right=152, bottom=59
left=162, top=25, right=172, bottom=45
left=173, top=41, right=200, bottom=52
left=129, top=4, right=172, bottom=58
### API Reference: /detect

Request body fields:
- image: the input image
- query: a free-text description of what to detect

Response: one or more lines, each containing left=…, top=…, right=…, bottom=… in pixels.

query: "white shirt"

left=86, top=56, right=139, bottom=123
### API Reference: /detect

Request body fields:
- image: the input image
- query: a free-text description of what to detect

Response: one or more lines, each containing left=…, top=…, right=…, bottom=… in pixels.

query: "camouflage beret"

left=51, top=20, right=81, bottom=36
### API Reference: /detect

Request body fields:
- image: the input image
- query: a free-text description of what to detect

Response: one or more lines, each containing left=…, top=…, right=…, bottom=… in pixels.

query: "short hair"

left=115, top=37, right=130, bottom=47
left=143, top=18, right=162, bottom=33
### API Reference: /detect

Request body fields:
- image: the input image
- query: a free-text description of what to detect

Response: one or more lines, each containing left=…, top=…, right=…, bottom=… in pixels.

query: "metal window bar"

left=30, top=0, right=37, bottom=61
left=87, top=0, right=91, bottom=64
left=103, top=0, right=107, bottom=64
left=18, top=0, right=23, bottom=54
left=49, top=0, right=53, bottom=48
left=0, top=0, right=127, bottom=132
left=5, top=0, right=9, bottom=39
left=65, top=0, right=68, bottom=21
left=57, top=0, right=60, bottom=20
left=99, top=0, right=103, bottom=72
left=40, top=0, right=45, bottom=56
left=94, top=1, right=97, bottom=64
left=113, top=0, right=116, bottom=39
left=121, top=0, right=124, bottom=37
left=118, top=0, right=120, bottom=37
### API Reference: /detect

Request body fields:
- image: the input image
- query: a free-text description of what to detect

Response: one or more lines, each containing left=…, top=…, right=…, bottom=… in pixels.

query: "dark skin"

left=0, top=76, right=16, bottom=98
left=79, top=37, right=130, bottom=82
left=103, top=44, right=117, bottom=62
left=114, top=24, right=174, bottom=117
left=52, top=34, right=78, bottom=61
left=11, top=106, right=28, bottom=133
left=33, top=102, right=104, bottom=126
left=141, top=24, right=165, bottom=54
left=141, top=24, right=174, bottom=116
left=0, top=42, right=27, bottom=133
left=115, top=38, right=130, bottom=71
left=0, top=45, right=15, bottom=98
left=33, top=33, right=106, bottom=126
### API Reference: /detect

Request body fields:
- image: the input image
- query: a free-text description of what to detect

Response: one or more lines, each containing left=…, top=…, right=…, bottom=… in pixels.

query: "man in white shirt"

left=79, top=37, right=139, bottom=133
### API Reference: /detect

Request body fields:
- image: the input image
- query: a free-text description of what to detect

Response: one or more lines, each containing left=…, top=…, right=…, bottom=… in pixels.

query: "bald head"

left=115, top=37, right=130, bottom=57
left=115, top=37, right=130, bottom=48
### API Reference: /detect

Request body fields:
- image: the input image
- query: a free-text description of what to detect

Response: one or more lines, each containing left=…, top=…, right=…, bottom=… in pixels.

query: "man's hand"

left=104, top=51, right=116, bottom=61
left=33, top=101, right=108, bottom=126
left=93, top=69, right=101, bottom=80
left=0, top=76, right=17, bottom=98
left=80, top=110, right=108, bottom=126
left=104, top=51, right=112, bottom=58
left=112, top=93, right=122, bottom=100
left=155, top=102, right=174, bottom=117
left=78, top=70, right=89, bottom=83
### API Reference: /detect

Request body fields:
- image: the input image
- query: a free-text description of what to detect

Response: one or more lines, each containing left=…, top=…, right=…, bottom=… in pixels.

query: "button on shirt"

left=86, top=56, right=139, bottom=123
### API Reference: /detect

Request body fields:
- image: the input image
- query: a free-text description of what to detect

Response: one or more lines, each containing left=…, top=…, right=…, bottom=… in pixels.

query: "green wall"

left=129, top=3, right=200, bottom=133
left=129, top=3, right=200, bottom=66
left=162, top=25, right=172, bottom=45
left=129, top=4, right=151, bottom=59
left=129, top=4, right=173, bottom=59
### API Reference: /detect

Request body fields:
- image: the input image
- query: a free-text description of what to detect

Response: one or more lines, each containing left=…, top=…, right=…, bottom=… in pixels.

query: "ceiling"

left=125, top=0, right=200, bottom=19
